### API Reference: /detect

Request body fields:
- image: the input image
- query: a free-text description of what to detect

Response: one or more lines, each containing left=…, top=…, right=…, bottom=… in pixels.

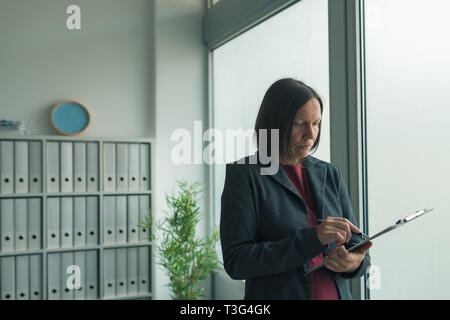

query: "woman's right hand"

left=316, top=217, right=361, bottom=246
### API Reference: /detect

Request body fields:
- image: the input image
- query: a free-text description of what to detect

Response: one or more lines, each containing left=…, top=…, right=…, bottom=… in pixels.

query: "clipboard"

left=304, top=208, right=434, bottom=277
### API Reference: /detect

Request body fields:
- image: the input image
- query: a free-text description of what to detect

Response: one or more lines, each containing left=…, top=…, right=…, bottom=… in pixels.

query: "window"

left=211, top=0, right=330, bottom=227
left=364, top=0, right=450, bottom=299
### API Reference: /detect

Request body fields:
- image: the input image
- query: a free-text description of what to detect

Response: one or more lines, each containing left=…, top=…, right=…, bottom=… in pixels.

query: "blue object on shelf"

left=51, top=100, right=91, bottom=136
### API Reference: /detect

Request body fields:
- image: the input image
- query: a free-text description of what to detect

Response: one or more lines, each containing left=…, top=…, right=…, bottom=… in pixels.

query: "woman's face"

left=290, top=98, right=322, bottom=160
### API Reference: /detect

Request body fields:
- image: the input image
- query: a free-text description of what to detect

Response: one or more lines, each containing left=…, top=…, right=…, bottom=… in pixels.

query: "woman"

left=220, top=78, right=372, bottom=300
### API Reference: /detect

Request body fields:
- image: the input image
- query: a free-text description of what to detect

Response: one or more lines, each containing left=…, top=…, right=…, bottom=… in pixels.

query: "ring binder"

left=0, top=137, right=151, bottom=300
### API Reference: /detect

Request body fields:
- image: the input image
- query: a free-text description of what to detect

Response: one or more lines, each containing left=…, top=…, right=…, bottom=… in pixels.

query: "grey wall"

left=153, top=0, right=209, bottom=299
left=0, top=0, right=154, bottom=138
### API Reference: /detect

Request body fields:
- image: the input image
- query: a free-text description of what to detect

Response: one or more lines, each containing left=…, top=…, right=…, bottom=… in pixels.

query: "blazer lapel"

left=253, top=151, right=300, bottom=200
left=257, top=153, right=327, bottom=218
left=304, top=157, right=327, bottom=220
left=268, top=165, right=303, bottom=201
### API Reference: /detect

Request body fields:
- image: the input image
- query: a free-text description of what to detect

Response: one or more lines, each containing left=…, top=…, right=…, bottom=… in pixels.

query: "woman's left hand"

left=324, top=241, right=372, bottom=273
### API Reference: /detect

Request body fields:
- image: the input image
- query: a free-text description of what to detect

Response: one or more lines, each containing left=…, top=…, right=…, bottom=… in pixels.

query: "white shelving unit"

left=0, top=135, right=153, bottom=300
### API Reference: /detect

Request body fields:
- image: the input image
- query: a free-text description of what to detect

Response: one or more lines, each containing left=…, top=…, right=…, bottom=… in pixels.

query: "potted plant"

left=141, top=180, right=220, bottom=299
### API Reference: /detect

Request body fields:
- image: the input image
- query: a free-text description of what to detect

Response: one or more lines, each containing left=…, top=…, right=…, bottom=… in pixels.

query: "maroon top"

left=281, top=163, right=339, bottom=300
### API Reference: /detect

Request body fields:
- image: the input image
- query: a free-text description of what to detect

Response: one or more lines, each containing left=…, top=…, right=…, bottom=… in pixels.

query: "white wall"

left=1, top=0, right=210, bottom=300
left=153, top=0, right=209, bottom=299
left=0, top=0, right=154, bottom=138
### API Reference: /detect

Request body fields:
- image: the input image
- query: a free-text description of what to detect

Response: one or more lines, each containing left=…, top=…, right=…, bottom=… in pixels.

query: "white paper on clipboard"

left=304, top=208, right=434, bottom=277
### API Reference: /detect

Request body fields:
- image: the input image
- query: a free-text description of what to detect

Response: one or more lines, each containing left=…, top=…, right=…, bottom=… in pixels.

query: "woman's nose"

left=303, top=125, right=315, bottom=139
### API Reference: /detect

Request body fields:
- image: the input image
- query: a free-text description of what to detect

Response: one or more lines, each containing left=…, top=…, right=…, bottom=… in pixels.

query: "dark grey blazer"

left=220, top=154, right=371, bottom=300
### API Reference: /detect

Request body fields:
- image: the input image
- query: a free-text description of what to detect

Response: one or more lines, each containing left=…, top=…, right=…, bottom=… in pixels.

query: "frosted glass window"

left=365, top=0, right=450, bottom=299
left=212, top=0, right=330, bottom=227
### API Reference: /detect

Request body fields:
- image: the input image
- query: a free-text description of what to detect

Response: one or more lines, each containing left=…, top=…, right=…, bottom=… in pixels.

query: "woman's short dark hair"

left=254, top=78, right=323, bottom=162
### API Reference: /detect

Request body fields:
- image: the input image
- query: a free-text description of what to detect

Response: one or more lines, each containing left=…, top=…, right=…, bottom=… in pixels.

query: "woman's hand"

left=324, top=241, right=373, bottom=273
left=316, top=217, right=361, bottom=246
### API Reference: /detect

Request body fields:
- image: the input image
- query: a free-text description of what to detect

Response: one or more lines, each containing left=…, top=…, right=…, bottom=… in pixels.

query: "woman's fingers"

left=324, top=256, right=336, bottom=271
left=325, top=247, right=356, bottom=272
left=334, top=247, right=353, bottom=263
left=323, top=228, right=346, bottom=245
left=329, top=218, right=360, bottom=241
left=330, top=221, right=351, bottom=243
left=325, top=243, right=373, bottom=273
left=317, top=217, right=361, bottom=246
left=353, top=241, right=373, bottom=255
left=345, top=219, right=361, bottom=233
left=324, top=256, right=344, bottom=272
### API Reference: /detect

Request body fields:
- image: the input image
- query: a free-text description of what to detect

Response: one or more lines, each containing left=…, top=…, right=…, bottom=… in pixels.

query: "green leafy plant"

left=141, top=180, right=220, bottom=300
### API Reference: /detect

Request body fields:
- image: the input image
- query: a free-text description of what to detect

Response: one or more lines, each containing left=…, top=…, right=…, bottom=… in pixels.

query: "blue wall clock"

left=51, top=100, right=91, bottom=136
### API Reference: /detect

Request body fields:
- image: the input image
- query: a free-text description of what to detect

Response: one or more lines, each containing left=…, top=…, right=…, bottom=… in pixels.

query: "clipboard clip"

left=395, top=208, right=434, bottom=225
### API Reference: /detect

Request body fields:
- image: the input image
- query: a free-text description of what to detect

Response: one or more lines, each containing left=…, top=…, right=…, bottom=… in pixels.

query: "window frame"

left=204, top=0, right=368, bottom=300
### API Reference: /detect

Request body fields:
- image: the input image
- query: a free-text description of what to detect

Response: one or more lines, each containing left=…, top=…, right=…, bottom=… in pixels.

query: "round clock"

left=51, top=100, right=91, bottom=136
